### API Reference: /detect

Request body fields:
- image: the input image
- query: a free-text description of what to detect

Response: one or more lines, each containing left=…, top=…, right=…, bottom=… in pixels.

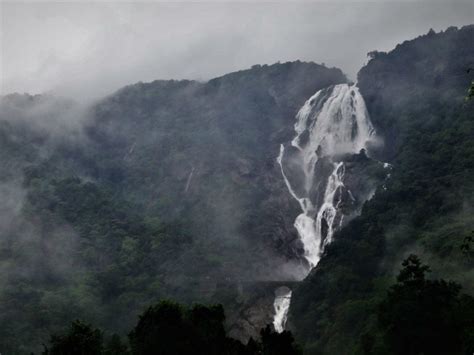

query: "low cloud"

left=2, top=1, right=473, bottom=101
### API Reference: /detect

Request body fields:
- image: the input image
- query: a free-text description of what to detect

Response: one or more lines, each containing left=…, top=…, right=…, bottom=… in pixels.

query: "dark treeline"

left=41, top=254, right=474, bottom=355
left=362, top=255, right=474, bottom=355
left=41, top=301, right=301, bottom=355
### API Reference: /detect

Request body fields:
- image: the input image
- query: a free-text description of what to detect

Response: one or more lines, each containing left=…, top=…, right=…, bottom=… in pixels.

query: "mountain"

left=289, top=25, right=474, bottom=354
left=0, top=62, right=346, bottom=353
left=84, top=61, right=347, bottom=282
left=0, top=25, right=473, bottom=355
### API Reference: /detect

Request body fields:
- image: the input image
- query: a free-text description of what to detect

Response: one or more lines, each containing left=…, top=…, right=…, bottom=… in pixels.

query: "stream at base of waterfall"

left=272, top=83, right=377, bottom=332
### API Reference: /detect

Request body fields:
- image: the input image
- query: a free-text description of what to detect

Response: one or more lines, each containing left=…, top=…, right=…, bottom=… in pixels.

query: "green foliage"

left=0, top=62, right=347, bottom=352
left=42, top=320, right=103, bottom=355
left=128, top=301, right=250, bottom=355
left=104, top=334, right=130, bottom=355
left=291, top=25, right=474, bottom=354
left=129, top=301, right=190, bottom=355
left=468, top=81, right=474, bottom=100
left=467, top=68, right=474, bottom=100
left=260, top=325, right=302, bottom=355
left=0, top=173, right=193, bottom=353
left=84, top=61, right=347, bottom=283
left=461, top=231, right=474, bottom=259
left=373, top=255, right=474, bottom=355
left=42, top=301, right=300, bottom=355
left=1, top=28, right=473, bottom=355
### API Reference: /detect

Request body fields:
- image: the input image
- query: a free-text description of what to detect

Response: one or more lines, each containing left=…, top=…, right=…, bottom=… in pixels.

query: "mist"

left=2, top=1, right=474, bottom=101
left=1, top=2, right=474, bottom=353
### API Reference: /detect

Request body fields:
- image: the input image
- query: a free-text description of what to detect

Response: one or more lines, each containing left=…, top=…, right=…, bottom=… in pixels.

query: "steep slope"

left=273, top=83, right=387, bottom=333
left=83, top=61, right=347, bottom=282
left=3, top=24, right=473, bottom=354
left=0, top=62, right=346, bottom=353
left=289, top=25, right=474, bottom=354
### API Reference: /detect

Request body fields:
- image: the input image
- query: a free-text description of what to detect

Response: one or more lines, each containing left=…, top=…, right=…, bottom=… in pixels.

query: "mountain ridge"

left=0, top=26, right=473, bottom=354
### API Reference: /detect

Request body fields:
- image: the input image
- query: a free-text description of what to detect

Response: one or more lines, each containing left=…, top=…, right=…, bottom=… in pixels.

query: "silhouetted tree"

left=377, top=255, right=474, bottom=355
left=260, top=325, right=301, bottom=355
left=128, top=301, right=190, bottom=355
left=187, top=304, right=227, bottom=354
left=128, top=300, right=252, bottom=355
left=42, top=320, right=103, bottom=355
left=41, top=301, right=302, bottom=355
left=104, top=334, right=129, bottom=355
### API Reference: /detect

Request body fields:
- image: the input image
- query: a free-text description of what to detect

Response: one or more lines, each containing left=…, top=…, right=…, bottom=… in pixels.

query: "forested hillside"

left=0, top=62, right=346, bottom=354
left=1, top=24, right=473, bottom=355
left=84, top=61, right=346, bottom=282
left=289, top=25, right=474, bottom=354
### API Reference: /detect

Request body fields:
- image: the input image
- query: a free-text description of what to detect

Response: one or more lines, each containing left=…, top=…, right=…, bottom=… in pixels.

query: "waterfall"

left=184, top=167, right=195, bottom=193
left=273, top=287, right=292, bottom=333
left=280, top=83, right=375, bottom=269
left=273, top=83, right=376, bottom=332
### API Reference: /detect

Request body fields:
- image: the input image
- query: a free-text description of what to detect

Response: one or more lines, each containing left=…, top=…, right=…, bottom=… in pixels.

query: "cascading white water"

left=279, top=83, right=374, bottom=269
left=315, top=161, right=345, bottom=249
left=273, top=83, right=376, bottom=332
left=184, top=167, right=195, bottom=193
left=273, top=287, right=292, bottom=333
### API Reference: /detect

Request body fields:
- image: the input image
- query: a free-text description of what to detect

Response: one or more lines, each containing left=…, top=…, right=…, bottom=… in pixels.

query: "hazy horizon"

left=2, top=1, right=474, bottom=101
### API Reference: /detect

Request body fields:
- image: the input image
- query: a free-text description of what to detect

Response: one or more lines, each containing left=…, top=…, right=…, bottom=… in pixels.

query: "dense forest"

left=39, top=256, right=474, bottom=354
left=0, top=25, right=473, bottom=354
left=42, top=301, right=301, bottom=355
left=0, top=62, right=346, bottom=353
left=290, top=25, right=474, bottom=354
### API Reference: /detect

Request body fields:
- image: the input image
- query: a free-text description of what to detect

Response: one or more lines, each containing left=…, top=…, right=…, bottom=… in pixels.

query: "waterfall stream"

left=273, top=83, right=376, bottom=332
left=273, top=287, right=292, bottom=333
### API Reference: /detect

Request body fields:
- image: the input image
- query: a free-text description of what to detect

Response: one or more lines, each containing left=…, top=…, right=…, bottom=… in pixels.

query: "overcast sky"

left=1, top=1, right=473, bottom=101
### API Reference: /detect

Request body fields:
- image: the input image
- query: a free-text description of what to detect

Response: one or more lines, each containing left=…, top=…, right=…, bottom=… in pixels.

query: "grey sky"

left=1, top=1, right=473, bottom=101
